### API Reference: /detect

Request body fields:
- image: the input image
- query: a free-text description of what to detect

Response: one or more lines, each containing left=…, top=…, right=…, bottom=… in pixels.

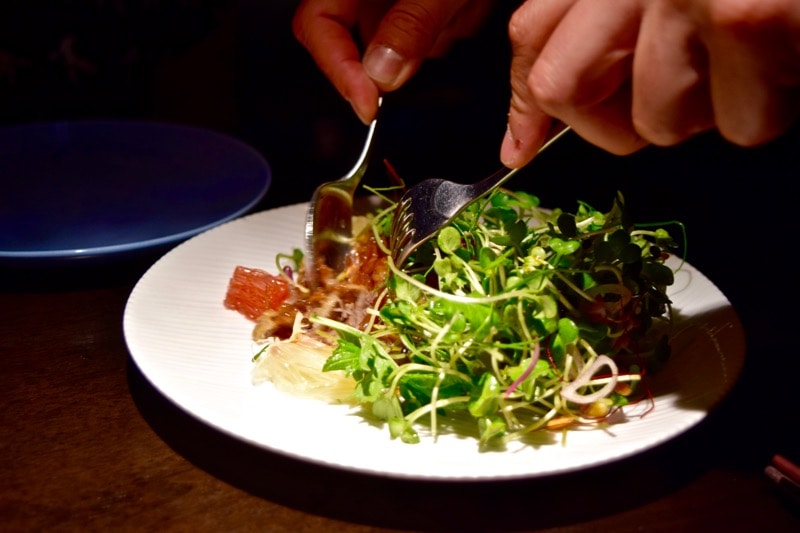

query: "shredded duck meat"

left=253, top=227, right=388, bottom=342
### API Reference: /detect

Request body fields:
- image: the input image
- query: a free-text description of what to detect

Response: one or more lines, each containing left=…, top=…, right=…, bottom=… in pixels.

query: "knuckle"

left=707, top=0, right=795, bottom=32
left=528, top=64, right=570, bottom=113
left=508, top=6, right=538, bottom=47
left=382, top=3, right=445, bottom=52
left=632, top=117, right=688, bottom=147
left=290, top=1, right=317, bottom=44
left=507, top=12, right=527, bottom=44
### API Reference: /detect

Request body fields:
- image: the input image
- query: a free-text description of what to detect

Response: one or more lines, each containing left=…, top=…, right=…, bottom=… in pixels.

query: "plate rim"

left=123, top=202, right=747, bottom=481
left=0, top=119, right=271, bottom=263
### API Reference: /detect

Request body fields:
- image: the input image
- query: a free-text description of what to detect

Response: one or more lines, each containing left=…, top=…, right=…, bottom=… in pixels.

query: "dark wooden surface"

left=2, top=128, right=800, bottom=531
left=2, top=2, right=799, bottom=530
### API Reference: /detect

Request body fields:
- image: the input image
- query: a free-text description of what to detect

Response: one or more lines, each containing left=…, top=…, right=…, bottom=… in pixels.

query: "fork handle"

left=470, top=166, right=521, bottom=199
left=471, top=122, right=571, bottom=198
left=340, top=96, right=383, bottom=183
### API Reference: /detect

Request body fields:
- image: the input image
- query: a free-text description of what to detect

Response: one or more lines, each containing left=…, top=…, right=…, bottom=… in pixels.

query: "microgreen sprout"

left=312, top=189, right=680, bottom=449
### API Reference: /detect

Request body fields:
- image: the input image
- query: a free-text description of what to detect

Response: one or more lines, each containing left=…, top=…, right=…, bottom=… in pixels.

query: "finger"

left=428, top=0, right=499, bottom=57
left=632, top=1, right=715, bottom=145
left=292, top=0, right=381, bottom=124
left=361, top=0, right=493, bottom=58
left=502, top=0, right=577, bottom=168
left=528, top=0, right=647, bottom=154
left=704, top=0, right=800, bottom=145
left=362, top=0, right=470, bottom=91
left=355, top=0, right=395, bottom=43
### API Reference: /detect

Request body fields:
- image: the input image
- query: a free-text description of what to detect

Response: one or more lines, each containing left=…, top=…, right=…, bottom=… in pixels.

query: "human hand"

left=500, top=0, right=800, bottom=168
left=292, top=0, right=496, bottom=124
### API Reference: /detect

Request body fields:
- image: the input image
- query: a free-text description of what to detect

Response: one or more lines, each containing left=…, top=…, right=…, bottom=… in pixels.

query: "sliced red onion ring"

left=561, top=355, right=618, bottom=404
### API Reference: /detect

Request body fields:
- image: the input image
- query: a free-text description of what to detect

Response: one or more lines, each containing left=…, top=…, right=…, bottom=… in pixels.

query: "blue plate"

left=0, top=120, right=271, bottom=265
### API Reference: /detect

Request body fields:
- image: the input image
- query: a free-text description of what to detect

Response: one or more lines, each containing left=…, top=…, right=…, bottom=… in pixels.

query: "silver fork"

left=390, top=123, right=570, bottom=267
left=303, top=97, right=382, bottom=288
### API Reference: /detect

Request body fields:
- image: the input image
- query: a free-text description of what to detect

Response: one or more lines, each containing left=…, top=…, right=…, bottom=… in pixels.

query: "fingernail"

left=363, top=45, right=407, bottom=87
left=500, top=124, right=522, bottom=168
left=349, top=99, right=371, bottom=125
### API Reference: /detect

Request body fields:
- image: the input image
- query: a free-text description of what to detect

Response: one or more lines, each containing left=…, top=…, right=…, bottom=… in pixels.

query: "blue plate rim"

left=0, top=119, right=271, bottom=263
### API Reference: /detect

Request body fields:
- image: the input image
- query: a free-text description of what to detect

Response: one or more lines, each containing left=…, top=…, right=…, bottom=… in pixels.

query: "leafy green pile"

left=312, top=189, right=680, bottom=449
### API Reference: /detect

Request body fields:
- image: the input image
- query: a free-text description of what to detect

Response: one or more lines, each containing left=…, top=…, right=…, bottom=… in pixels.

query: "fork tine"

left=391, top=195, right=433, bottom=266
left=392, top=177, right=462, bottom=265
left=389, top=124, right=571, bottom=268
left=391, top=199, right=412, bottom=238
left=389, top=200, right=413, bottom=261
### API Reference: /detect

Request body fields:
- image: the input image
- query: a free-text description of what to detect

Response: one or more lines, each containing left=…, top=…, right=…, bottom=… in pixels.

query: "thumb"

left=362, top=0, right=470, bottom=91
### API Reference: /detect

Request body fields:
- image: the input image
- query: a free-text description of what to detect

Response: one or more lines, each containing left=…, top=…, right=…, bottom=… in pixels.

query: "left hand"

left=292, top=0, right=496, bottom=124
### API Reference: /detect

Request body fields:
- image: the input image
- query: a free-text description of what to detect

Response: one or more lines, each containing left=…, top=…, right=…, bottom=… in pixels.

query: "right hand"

left=500, top=0, right=800, bottom=168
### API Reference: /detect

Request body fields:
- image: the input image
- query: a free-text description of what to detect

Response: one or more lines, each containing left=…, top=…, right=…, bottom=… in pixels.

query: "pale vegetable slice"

left=252, top=314, right=356, bottom=403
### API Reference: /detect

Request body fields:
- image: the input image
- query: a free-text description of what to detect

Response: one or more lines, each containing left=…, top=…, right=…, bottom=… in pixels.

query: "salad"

left=224, top=188, right=682, bottom=449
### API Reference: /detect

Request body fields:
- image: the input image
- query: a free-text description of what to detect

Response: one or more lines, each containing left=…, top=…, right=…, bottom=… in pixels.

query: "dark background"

left=2, top=1, right=797, bottom=463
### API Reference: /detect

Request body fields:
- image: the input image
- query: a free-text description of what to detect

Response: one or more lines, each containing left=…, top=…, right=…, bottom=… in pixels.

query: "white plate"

left=123, top=202, right=746, bottom=481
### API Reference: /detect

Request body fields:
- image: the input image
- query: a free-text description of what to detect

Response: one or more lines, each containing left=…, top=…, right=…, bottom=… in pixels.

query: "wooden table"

left=0, top=241, right=797, bottom=532
left=3, top=124, right=800, bottom=531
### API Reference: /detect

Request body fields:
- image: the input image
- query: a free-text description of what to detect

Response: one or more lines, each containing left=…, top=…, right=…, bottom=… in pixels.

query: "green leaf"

left=380, top=300, right=416, bottom=325
left=640, top=262, right=675, bottom=285
left=512, top=191, right=541, bottom=209
left=550, top=237, right=580, bottom=256
left=557, top=317, right=579, bottom=344
left=506, top=219, right=528, bottom=250
left=579, top=271, right=598, bottom=291
left=276, top=247, right=304, bottom=273
left=388, top=417, right=420, bottom=443
left=531, top=294, right=559, bottom=321
left=322, top=340, right=361, bottom=373
left=398, top=372, right=471, bottom=413
left=432, top=256, right=453, bottom=277
left=620, top=243, right=643, bottom=264
left=389, top=275, right=422, bottom=302
left=373, top=394, right=403, bottom=421
left=505, top=358, right=553, bottom=399
left=594, top=229, right=632, bottom=264
left=478, top=416, right=507, bottom=445
left=468, top=373, right=501, bottom=418
left=609, top=229, right=631, bottom=248
left=437, top=227, right=462, bottom=254
left=430, top=299, right=493, bottom=333
left=486, top=205, right=518, bottom=224
left=478, top=247, right=499, bottom=270
left=557, top=213, right=578, bottom=237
